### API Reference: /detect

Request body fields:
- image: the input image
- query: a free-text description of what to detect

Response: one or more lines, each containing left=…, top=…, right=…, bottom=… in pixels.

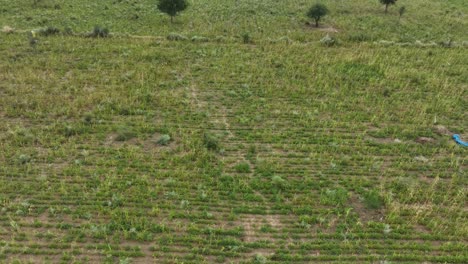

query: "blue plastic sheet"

left=453, top=134, right=468, bottom=147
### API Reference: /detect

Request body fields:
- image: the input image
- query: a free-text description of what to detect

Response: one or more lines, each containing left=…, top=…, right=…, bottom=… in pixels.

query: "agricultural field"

left=0, top=0, right=467, bottom=263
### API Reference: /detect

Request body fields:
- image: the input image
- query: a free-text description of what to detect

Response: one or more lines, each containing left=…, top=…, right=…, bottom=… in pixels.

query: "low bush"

left=167, top=33, right=188, bottom=41
left=88, top=26, right=110, bottom=38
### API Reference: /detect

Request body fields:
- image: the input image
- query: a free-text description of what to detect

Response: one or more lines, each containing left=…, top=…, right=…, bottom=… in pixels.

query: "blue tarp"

left=453, top=134, right=468, bottom=147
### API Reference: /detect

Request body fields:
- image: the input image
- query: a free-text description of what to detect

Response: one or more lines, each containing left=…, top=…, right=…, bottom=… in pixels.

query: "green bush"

left=272, top=175, right=287, bottom=190
left=320, top=34, right=338, bottom=47
left=36, top=26, right=60, bottom=36
left=157, top=134, right=171, bottom=146
left=234, top=162, right=251, bottom=173
left=167, top=33, right=188, bottom=41
left=320, top=188, right=348, bottom=206
left=18, top=154, right=31, bottom=164
left=191, top=36, right=209, bottom=42
left=203, top=132, right=220, bottom=151
left=116, top=127, right=136, bottom=141
left=364, top=190, right=384, bottom=209
left=242, top=32, right=253, bottom=44
left=89, top=26, right=109, bottom=38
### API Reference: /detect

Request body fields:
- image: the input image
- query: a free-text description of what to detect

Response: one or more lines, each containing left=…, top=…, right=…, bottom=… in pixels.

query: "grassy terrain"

left=1, top=0, right=467, bottom=42
left=0, top=0, right=467, bottom=263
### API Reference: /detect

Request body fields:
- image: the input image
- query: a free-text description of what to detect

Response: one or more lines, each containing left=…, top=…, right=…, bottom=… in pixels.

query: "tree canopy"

left=307, top=3, right=329, bottom=27
left=157, top=0, right=189, bottom=22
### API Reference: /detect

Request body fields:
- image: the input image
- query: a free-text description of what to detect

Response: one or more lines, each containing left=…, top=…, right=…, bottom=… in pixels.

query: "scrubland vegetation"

left=0, top=0, right=467, bottom=263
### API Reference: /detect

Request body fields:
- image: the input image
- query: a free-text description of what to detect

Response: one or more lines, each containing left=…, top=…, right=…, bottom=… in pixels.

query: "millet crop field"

left=0, top=0, right=467, bottom=263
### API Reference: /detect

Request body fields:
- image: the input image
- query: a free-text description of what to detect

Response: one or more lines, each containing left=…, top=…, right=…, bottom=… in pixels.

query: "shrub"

left=157, top=0, right=189, bottom=23
left=156, top=134, right=171, bottom=146
left=234, top=162, right=251, bottom=173
left=63, top=125, right=77, bottom=137
left=439, top=39, right=454, bottom=48
left=203, top=132, right=219, bottom=151
left=191, top=36, right=209, bottom=42
left=320, top=34, right=338, bottom=46
left=116, top=127, right=136, bottom=141
left=18, top=154, right=31, bottom=164
left=167, top=33, right=188, bottom=41
left=320, top=188, right=348, bottom=206
left=364, top=190, right=384, bottom=209
left=63, top=27, right=73, bottom=35
left=254, top=254, right=267, bottom=264
left=272, top=175, right=287, bottom=190
left=83, top=113, right=93, bottom=124
left=89, top=26, right=109, bottom=38
left=40, top=26, right=60, bottom=36
left=242, top=32, right=252, bottom=44
left=307, top=3, right=329, bottom=27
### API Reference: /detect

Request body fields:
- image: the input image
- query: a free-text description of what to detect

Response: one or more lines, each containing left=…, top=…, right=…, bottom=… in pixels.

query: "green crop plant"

left=234, top=162, right=251, bottom=173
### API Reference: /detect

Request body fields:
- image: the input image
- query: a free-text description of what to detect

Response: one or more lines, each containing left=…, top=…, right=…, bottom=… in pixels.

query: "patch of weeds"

left=191, top=36, right=209, bottom=42
left=336, top=62, right=383, bottom=83
left=83, top=113, right=94, bottom=124
left=116, top=127, right=136, bottom=141
left=260, top=224, right=274, bottom=233
left=18, top=154, right=31, bottom=164
left=167, top=33, right=188, bottom=41
left=320, top=188, right=348, bottom=206
left=63, top=125, right=77, bottom=137
left=347, top=33, right=373, bottom=43
left=119, top=257, right=131, bottom=264
left=63, top=26, right=73, bottom=35
left=88, top=26, right=109, bottom=38
left=272, top=175, right=287, bottom=190
left=156, top=134, right=171, bottom=146
left=255, top=160, right=274, bottom=177
left=439, top=39, right=454, bottom=48
left=11, top=128, right=36, bottom=145
left=363, top=190, right=384, bottom=209
left=106, top=194, right=123, bottom=208
left=234, top=162, right=251, bottom=173
left=254, top=253, right=267, bottom=264
left=246, top=145, right=256, bottom=161
left=320, top=34, right=338, bottom=46
left=37, top=26, right=60, bottom=36
left=203, top=132, right=220, bottom=151
left=242, top=32, right=253, bottom=44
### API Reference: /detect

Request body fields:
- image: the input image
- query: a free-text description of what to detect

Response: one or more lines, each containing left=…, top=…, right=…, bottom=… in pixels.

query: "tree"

left=307, top=3, right=329, bottom=28
left=379, top=0, right=397, bottom=13
left=157, top=0, right=188, bottom=23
